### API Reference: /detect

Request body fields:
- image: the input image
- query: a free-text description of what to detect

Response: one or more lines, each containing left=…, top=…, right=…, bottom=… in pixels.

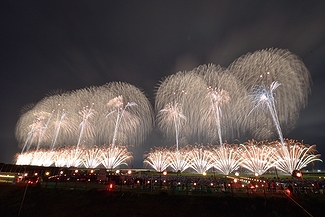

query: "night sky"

left=1, top=1, right=325, bottom=168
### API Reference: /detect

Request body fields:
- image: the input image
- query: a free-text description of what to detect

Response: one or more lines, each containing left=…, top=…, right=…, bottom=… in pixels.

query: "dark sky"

left=1, top=1, right=325, bottom=168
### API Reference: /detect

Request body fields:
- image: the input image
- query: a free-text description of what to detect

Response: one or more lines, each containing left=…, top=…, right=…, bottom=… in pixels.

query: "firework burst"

left=273, top=139, right=322, bottom=174
left=168, top=145, right=192, bottom=172
left=143, top=147, right=170, bottom=172
left=228, top=48, right=311, bottom=140
left=210, top=144, right=243, bottom=175
left=239, top=140, right=277, bottom=175
left=15, top=82, right=153, bottom=154
left=188, top=145, right=214, bottom=174
left=194, top=64, right=247, bottom=144
left=100, top=145, right=133, bottom=170
left=82, top=147, right=103, bottom=168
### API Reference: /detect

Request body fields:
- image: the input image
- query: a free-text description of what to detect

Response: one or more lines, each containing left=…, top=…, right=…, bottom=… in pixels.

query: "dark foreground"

left=1, top=184, right=324, bottom=217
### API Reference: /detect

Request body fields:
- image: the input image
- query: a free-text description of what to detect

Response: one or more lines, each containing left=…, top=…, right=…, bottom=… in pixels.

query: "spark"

left=158, top=102, right=186, bottom=150
left=100, top=145, right=133, bottom=170
left=239, top=140, right=277, bottom=175
left=273, top=139, right=322, bottom=174
left=188, top=145, right=214, bottom=174
left=168, top=145, right=192, bottom=173
left=143, top=147, right=170, bottom=172
left=210, top=144, right=243, bottom=175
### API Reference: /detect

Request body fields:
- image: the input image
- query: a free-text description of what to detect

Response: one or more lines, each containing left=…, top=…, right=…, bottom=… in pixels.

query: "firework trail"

left=248, top=81, right=284, bottom=144
left=105, top=96, right=137, bottom=147
left=158, top=102, right=186, bottom=150
left=76, top=103, right=96, bottom=151
left=155, top=71, right=203, bottom=147
left=194, top=64, right=247, bottom=145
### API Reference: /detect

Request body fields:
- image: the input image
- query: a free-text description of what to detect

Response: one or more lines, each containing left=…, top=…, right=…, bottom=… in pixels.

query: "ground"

left=1, top=183, right=325, bottom=217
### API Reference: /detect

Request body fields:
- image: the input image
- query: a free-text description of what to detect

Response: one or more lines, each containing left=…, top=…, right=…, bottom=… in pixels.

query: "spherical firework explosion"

left=15, top=82, right=153, bottom=169
left=228, top=48, right=311, bottom=140
left=155, top=64, right=247, bottom=147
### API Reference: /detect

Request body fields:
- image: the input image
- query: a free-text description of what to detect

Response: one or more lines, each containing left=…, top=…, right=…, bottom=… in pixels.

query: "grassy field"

left=137, top=170, right=325, bottom=179
left=1, top=183, right=325, bottom=217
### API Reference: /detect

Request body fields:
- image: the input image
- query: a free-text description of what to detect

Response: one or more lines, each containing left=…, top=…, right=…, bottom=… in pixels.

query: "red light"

left=286, top=189, right=291, bottom=195
left=107, top=183, right=114, bottom=191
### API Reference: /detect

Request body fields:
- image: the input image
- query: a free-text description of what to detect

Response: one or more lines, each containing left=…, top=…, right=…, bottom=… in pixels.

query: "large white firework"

left=155, top=64, right=247, bottom=146
left=188, top=145, right=214, bottom=174
left=143, top=147, right=171, bottom=172
left=210, top=144, right=243, bottom=175
left=228, top=48, right=311, bottom=140
left=100, top=145, right=133, bottom=170
left=15, top=82, right=154, bottom=152
left=155, top=71, right=205, bottom=147
left=272, top=139, right=322, bottom=174
left=168, top=145, right=192, bottom=172
left=193, top=64, right=247, bottom=145
left=239, top=140, right=277, bottom=175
